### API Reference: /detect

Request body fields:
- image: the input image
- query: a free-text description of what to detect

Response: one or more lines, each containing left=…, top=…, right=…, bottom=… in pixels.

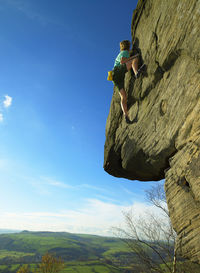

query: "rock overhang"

left=104, top=0, right=200, bottom=263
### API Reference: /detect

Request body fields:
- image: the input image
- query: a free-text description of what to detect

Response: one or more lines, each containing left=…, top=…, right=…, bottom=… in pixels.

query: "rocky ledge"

left=104, top=0, right=200, bottom=263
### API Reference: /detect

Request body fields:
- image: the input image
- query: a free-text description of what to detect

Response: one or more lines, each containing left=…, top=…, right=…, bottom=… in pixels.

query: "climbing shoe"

left=125, top=116, right=132, bottom=124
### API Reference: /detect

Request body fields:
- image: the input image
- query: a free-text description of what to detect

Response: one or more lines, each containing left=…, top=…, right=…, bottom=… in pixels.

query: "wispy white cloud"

left=119, top=186, right=147, bottom=202
left=79, top=184, right=107, bottom=192
left=39, top=176, right=107, bottom=193
left=3, top=95, right=12, bottom=108
left=120, top=186, right=139, bottom=196
left=0, top=95, right=13, bottom=122
left=48, top=181, right=73, bottom=188
left=26, top=176, right=108, bottom=198
left=6, top=0, right=47, bottom=26
left=0, top=199, right=167, bottom=236
left=6, top=0, right=68, bottom=29
left=41, top=177, right=74, bottom=189
left=0, top=113, right=3, bottom=122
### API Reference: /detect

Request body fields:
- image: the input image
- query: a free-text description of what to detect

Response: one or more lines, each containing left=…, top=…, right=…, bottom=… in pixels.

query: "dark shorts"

left=112, top=63, right=128, bottom=91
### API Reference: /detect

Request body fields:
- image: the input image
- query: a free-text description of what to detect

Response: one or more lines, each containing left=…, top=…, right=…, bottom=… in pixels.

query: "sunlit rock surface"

left=104, top=0, right=200, bottom=263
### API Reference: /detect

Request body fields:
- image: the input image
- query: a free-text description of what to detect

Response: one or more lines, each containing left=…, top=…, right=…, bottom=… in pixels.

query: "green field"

left=0, top=231, right=132, bottom=273
left=0, top=261, right=124, bottom=273
left=0, top=231, right=200, bottom=273
left=0, top=250, right=34, bottom=259
left=54, top=261, right=122, bottom=273
left=0, top=231, right=130, bottom=259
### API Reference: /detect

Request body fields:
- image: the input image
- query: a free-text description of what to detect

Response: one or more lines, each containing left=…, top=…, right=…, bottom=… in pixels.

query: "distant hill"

left=0, top=230, right=132, bottom=263
left=0, top=229, right=21, bottom=234
left=1, top=231, right=199, bottom=273
left=0, top=231, right=133, bottom=273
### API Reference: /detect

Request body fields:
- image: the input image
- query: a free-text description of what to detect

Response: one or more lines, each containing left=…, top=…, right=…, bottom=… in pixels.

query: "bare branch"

left=114, top=183, right=177, bottom=273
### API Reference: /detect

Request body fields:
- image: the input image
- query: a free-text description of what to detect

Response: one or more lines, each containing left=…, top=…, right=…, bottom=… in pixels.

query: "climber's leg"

left=119, top=90, right=131, bottom=124
left=119, top=88, right=128, bottom=117
left=126, top=57, right=145, bottom=78
left=131, top=57, right=138, bottom=75
left=126, top=57, right=138, bottom=75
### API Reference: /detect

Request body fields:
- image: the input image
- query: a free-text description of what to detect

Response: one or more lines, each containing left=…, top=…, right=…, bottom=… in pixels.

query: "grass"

left=0, top=261, right=124, bottom=273
left=0, top=231, right=131, bottom=260
left=0, top=232, right=133, bottom=272
left=0, top=264, right=21, bottom=273
left=0, top=250, right=34, bottom=259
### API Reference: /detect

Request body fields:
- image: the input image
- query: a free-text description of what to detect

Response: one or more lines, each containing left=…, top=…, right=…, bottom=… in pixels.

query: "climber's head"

left=120, top=40, right=130, bottom=51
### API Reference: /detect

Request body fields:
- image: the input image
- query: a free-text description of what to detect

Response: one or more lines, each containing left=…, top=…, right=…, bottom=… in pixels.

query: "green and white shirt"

left=114, top=50, right=130, bottom=67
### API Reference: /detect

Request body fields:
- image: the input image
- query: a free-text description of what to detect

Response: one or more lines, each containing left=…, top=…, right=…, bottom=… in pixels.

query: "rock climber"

left=112, top=40, right=143, bottom=124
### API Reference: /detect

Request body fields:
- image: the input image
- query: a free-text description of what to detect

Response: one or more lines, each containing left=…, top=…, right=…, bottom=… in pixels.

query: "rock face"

left=104, top=0, right=200, bottom=264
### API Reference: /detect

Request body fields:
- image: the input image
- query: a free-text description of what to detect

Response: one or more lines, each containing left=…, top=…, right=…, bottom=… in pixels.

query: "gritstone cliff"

left=104, top=0, right=200, bottom=264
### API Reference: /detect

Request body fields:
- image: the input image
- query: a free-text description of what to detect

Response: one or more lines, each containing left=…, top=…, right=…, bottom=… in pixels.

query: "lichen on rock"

left=104, top=0, right=200, bottom=263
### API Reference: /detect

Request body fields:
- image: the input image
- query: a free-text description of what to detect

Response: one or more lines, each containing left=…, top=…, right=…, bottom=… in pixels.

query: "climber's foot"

left=125, top=115, right=132, bottom=124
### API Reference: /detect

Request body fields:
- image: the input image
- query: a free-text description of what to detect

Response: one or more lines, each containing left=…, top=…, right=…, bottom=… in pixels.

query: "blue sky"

left=0, top=0, right=163, bottom=235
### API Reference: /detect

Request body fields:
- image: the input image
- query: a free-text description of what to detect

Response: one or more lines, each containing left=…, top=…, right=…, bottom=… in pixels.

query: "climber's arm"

left=121, top=55, right=139, bottom=64
left=120, top=57, right=128, bottom=64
